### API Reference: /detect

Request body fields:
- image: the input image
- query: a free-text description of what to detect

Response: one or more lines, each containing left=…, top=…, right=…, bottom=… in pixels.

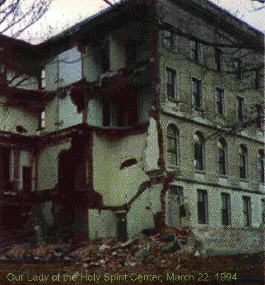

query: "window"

left=254, top=69, right=263, bottom=89
left=239, top=145, right=248, bottom=179
left=221, top=193, right=231, bottom=226
left=0, top=64, right=6, bottom=84
left=41, top=70, right=46, bottom=89
left=162, top=30, right=173, bottom=49
left=190, top=40, right=199, bottom=62
left=191, top=78, right=201, bottom=108
left=257, top=150, right=265, bottom=183
left=214, top=48, right=222, bottom=71
left=38, top=111, right=46, bottom=129
left=256, top=104, right=264, bottom=129
left=126, top=40, right=137, bottom=65
left=194, top=132, right=204, bottom=171
left=166, top=68, right=177, bottom=100
left=22, top=167, right=32, bottom=192
left=197, top=190, right=208, bottom=224
left=237, top=97, right=247, bottom=122
left=243, top=196, right=251, bottom=227
left=216, top=88, right=224, bottom=115
left=218, top=139, right=227, bottom=176
left=167, top=124, right=179, bottom=165
left=262, top=199, right=265, bottom=224
left=234, top=59, right=242, bottom=80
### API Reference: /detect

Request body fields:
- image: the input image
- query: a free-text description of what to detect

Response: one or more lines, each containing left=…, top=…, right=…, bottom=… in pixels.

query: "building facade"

left=0, top=0, right=264, bottom=246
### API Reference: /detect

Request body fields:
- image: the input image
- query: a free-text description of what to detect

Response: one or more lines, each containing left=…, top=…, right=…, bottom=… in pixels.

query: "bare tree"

left=0, top=0, right=51, bottom=38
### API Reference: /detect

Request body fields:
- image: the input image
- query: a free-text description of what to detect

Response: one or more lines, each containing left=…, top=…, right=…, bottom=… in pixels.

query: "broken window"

left=194, top=132, right=204, bottom=171
left=166, top=68, right=177, bottom=100
left=214, top=48, right=222, bottom=71
left=22, top=166, right=32, bottom=192
left=243, top=196, right=251, bottom=227
left=197, top=189, right=208, bottom=224
left=190, top=40, right=199, bottom=62
left=237, top=97, right=247, bottom=122
left=216, top=88, right=224, bottom=115
left=126, top=40, right=137, bottom=65
left=167, top=124, right=179, bottom=166
left=257, top=150, right=265, bottom=183
left=218, top=139, right=227, bottom=176
left=239, top=145, right=248, bottom=179
left=191, top=78, right=201, bottom=108
left=221, top=193, right=231, bottom=226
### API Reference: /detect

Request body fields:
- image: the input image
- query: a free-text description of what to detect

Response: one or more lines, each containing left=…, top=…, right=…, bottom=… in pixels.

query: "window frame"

left=166, top=67, right=177, bottom=101
left=190, top=40, right=199, bottom=62
left=257, top=150, right=265, bottom=183
left=194, top=132, right=205, bottom=171
left=242, top=196, right=251, bottom=227
left=237, top=96, right=247, bottom=122
left=191, top=77, right=201, bottom=109
left=197, top=189, right=208, bottom=224
left=162, top=29, right=174, bottom=50
left=239, top=145, right=248, bottom=180
left=215, top=88, right=225, bottom=116
left=218, top=139, right=227, bottom=176
left=214, top=48, right=223, bottom=72
left=221, top=193, right=231, bottom=226
left=167, top=124, right=179, bottom=166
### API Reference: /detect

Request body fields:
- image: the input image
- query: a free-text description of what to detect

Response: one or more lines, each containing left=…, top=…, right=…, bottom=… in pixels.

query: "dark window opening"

left=216, top=88, right=224, bottom=115
left=194, top=132, right=204, bottom=171
left=190, top=40, right=199, bottom=62
left=256, top=104, right=264, bottom=129
left=257, top=150, right=265, bottom=183
left=166, top=68, right=176, bottom=100
left=197, top=190, right=208, bottom=224
left=239, top=145, right=248, bottom=179
left=262, top=199, right=265, bottom=224
left=167, top=125, right=178, bottom=165
left=221, top=193, right=230, bottom=226
left=214, top=48, right=222, bottom=71
left=234, top=59, right=242, bottom=80
left=58, top=150, right=75, bottom=193
left=126, top=41, right=137, bottom=65
left=243, top=196, right=251, bottom=227
left=192, top=78, right=201, bottom=108
left=101, top=42, right=109, bottom=73
left=237, top=97, right=246, bottom=122
left=22, top=166, right=32, bottom=192
left=218, top=139, right=227, bottom=176
left=0, top=147, right=10, bottom=190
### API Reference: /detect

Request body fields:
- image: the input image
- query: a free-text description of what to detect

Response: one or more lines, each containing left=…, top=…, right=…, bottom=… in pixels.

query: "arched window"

left=194, top=132, right=204, bottom=171
left=167, top=124, right=179, bottom=165
left=218, top=139, right=227, bottom=176
left=257, top=150, right=265, bottom=183
left=239, top=145, right=248, bottom=179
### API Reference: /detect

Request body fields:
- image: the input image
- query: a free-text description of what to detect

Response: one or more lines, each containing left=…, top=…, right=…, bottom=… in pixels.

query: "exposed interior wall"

left=38, top=141, right=71, bottom=190
left=18, top=150, right=32, bottom=190
left=88, top=209, right=117, bottom=239
left=93, top=132, right=147, bottom=205
left=87, top=96, right=103, bottom=126
left=0, top=96, right=38, bottom=135
left=58, top=92, right=82, bottom=129
left=109, top=29, right=126, bottom=71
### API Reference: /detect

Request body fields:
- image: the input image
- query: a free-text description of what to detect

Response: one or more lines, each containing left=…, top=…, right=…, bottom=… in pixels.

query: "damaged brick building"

left=0, top=0, right=264, bottom=251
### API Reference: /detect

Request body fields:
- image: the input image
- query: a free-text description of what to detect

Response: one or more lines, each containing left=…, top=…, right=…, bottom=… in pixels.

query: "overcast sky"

left=20, top=0, right=265, bottom=44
